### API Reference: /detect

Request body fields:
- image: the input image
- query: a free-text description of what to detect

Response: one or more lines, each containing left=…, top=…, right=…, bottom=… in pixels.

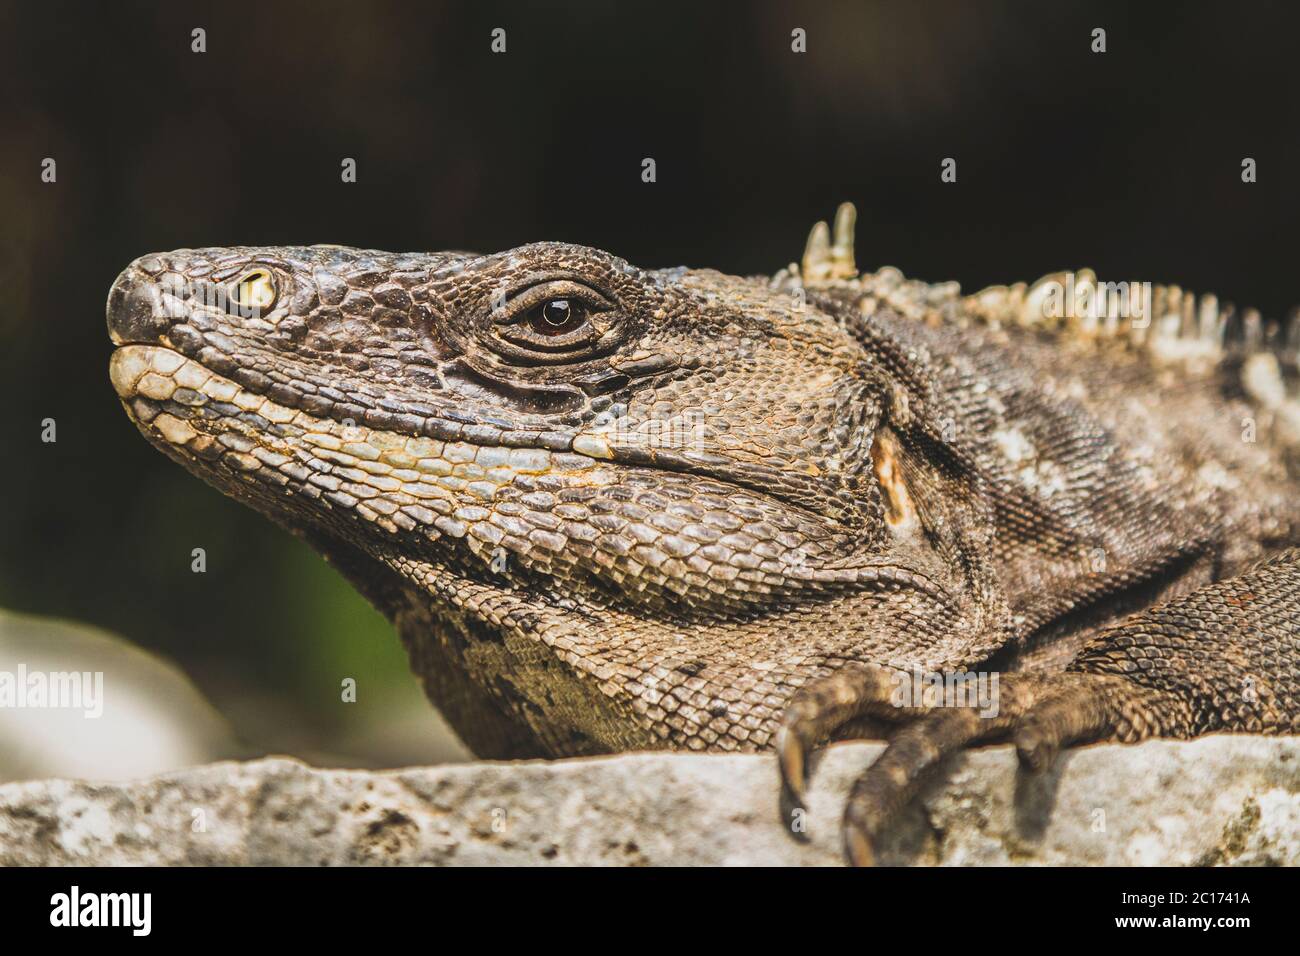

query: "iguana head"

left=107, top=227, right=900, bottom=617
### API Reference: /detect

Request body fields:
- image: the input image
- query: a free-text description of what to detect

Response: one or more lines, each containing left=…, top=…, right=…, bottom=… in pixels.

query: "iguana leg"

left=777, top=548, right=1300, bottom=865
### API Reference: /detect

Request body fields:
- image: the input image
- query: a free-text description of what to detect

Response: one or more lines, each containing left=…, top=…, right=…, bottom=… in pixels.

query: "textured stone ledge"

left=1, top=736, right=1297, bottom=865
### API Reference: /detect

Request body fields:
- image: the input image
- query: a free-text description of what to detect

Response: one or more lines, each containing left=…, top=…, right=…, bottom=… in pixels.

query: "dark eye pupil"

left=542, top=299, right=573, bottom=327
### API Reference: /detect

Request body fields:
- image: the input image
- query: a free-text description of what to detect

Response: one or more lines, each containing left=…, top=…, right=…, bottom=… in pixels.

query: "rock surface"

left=1, top=736, right=1297, bottom=865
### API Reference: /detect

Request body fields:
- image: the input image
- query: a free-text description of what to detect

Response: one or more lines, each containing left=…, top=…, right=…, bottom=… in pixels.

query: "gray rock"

left=1, top=736, right=1297, bottom=865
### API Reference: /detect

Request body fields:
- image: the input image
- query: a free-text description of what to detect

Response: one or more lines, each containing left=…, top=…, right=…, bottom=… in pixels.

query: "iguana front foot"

left=779, top=549, right=1300, bottom=866
left=777, top=667, right=1135, bottom=865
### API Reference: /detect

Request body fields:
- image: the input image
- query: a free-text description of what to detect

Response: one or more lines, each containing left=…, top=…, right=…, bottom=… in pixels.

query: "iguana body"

left=106, top=206, right=1300, bottom=863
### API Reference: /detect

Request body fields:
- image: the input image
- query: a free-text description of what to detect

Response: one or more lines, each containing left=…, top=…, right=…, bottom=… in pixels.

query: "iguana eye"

left=533, top=298, right=584, bottom=334
left=229, top=269, right=277, bottom=312
left=492, top=279, right=612, bottom=360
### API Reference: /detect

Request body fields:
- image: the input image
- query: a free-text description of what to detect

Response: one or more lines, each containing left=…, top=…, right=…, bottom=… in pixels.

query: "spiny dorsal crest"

left=790, top=204, right=1299, bottom=377
left=802, top=202, right=859, bottom=281
left=786, top=203, right=1300, bottom=450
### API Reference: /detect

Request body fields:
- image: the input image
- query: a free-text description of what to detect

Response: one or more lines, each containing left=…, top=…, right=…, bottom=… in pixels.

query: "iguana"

left=106, top=205, right=1300, bottom=864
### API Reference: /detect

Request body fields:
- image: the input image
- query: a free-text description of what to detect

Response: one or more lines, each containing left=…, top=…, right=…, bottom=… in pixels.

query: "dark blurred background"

left=2, top=0, right=1297, bottom=770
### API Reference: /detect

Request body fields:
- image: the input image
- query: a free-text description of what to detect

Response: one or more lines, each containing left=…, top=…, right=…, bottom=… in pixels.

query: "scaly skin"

left=107, top=206, right=1300, bottom=864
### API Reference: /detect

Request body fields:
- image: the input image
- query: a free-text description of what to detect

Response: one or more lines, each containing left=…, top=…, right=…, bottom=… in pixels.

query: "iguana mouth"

left=108, top=342, right=619, bottom=541
left=106, top=341, right=861, bottom=575
left=108, top=341, right=619, bottom=463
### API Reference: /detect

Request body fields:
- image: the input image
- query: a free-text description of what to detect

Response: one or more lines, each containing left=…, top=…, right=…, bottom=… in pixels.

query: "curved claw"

left=774, top=665, right=897, bottom=821
left=842, top=805, right=877, bottom=867
left=775, top=723, right=809, bottom=809
left=839, top=707, right=991, bottom=866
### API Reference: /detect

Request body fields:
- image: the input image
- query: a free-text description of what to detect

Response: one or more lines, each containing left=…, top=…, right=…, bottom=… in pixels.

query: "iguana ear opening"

left=870, top=427, right=916, bottom=528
